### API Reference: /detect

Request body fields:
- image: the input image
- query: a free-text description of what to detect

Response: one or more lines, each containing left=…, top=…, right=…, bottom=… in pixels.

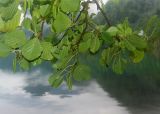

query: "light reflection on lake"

left=0, top=69, right=130, bottom=114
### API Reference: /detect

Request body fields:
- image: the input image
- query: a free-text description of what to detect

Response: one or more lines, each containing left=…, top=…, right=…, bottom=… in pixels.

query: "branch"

left=39, top=20, right=45, bottom=39
left=93, top=0, right=111, bottom=27
left=76, top=2, right=89, bottom=45
left=55, top=1, right=89, bottom=45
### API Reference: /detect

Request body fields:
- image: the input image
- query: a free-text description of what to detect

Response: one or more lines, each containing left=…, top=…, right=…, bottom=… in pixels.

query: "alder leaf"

left=90, top=37, right=101, bottom=53
left=52, top=11, right=71, bottom=33
left=79, top=39, right=91, bottom=53
left=48, top=74, right=63, bottom=88
left=4, top=30, right=27, bottom=49
left=112, top=55, right=126, bottom=74
left=73, top=64, right=91, bottom=81
left=41, top=42, right=54, bottom=60
left=128, top=35, right=147, bottom=49
left=107, top=26, right=118, bottom=36
left=124, top=39, right=136, bottom=52
left=132, top=50, right=144, bottom=63
left=60, top=0, right=80, bottom=12
left=0, top=42, right=11, bottom=57
left=19, top=58, right=29, bottom=70
left=0, top=0, right=18, bottom=21
left=22, top=38, right=42, bottom=61
left=66, top=73, right=73, bottom=90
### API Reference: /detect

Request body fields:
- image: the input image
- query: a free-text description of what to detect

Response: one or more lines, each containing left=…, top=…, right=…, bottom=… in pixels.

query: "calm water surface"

left=0, top=69, right=130, bottom=114
left=0, top=57, right=160, bottom=114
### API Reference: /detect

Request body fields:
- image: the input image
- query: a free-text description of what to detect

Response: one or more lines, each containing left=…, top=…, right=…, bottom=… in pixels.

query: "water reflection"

left=96, top=74, right=160, bottom=114
left=1, top=55, right=160, bottom=114
left=94, top=56, right=160, bottom=114
left=0, top=69, right=130, bottom=114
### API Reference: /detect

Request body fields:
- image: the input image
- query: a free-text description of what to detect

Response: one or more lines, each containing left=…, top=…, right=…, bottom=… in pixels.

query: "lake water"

left=1, top=57, right=160, bottom=114
left=0, top=69, right=130, bottom=114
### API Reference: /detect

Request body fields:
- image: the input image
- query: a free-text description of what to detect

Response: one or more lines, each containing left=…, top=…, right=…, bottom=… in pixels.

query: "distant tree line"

left=95, top=0, right=160, bottom=26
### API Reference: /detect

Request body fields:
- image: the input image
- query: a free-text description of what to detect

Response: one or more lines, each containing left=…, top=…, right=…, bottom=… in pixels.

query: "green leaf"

left=31, top=58, right=42, bottom=66
left=107, top=26, right=118, bottom=36
left=73, top=64, right=91, bottom=81
left=0, top=42, right=11, bottom=57
left=19, top=58, right=29, bottom=70
left=60, top=0, right=80, bottom=12
left=0, top=17, right=5, bottom=30
left=53, top=55, right=71, bottom=70
left=53, top=45, right=70, bottom=60
left=112, top=55, right=126, bottom=74
left=4, top=30, right=27, bottom=49
left=39, top=4, right=51, bottom=17
left=66, top=74, right=72, bottom=90
left=117, top=20, right=132, bottom=37
left=60, top=46, right=70, bottom=59
left=41, top=42, right=53, bottom=60
left=83, top=32, right=93, bottom=40
left=0, top=0, right=18, bottom=21
left=22, top=38, right=42, bottom=61
left=52, top=5, right=58, bottom=18
left=48, top=74, right=63, bottom=88
left=118, top=41, right=125, bottom=49
left=124, top=39, right=136, bottom=51
left=32, top=7, right=40, bottom=19
left=132, top=50, right=144, bottom=63
left=101, top=32, right=114, bottom=45
left=52, top=11, right=71, bottom=33
left=12, top=57, right=17, bottom=72
left=90, top=37, right=101, bottom=53
left=79, top=39, right=91, bottom=53
left=0, top=0, right=11, bottom=5
left=100, top=48, right=113, bottom=66
left=128, top=35, right=147, bottom=49
left=0, top=10, right=21, bottom=32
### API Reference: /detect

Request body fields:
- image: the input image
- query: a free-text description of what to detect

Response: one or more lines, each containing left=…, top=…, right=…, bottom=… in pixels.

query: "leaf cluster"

left=0, top=0, right=148, bottom=89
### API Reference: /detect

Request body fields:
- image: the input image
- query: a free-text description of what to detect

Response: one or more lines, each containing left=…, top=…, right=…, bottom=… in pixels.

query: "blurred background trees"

left=95, top=0, right=160, bottom=26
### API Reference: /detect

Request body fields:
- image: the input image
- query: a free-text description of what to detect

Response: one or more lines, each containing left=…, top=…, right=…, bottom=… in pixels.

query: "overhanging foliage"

left=0, top=0, right=148, bottom=89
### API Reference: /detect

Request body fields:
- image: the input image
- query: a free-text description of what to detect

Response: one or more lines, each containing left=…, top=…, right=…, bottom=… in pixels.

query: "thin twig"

left=39, top=20, right=45, bottom=39
left=55, top=1, right=88, bottom=45
left=93, top=0, right=111, bottom=27
left=76, top=8, right=89, bottom=45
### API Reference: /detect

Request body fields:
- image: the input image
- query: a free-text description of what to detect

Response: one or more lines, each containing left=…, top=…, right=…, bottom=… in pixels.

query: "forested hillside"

left=96, top=0, right=160, bottom=26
